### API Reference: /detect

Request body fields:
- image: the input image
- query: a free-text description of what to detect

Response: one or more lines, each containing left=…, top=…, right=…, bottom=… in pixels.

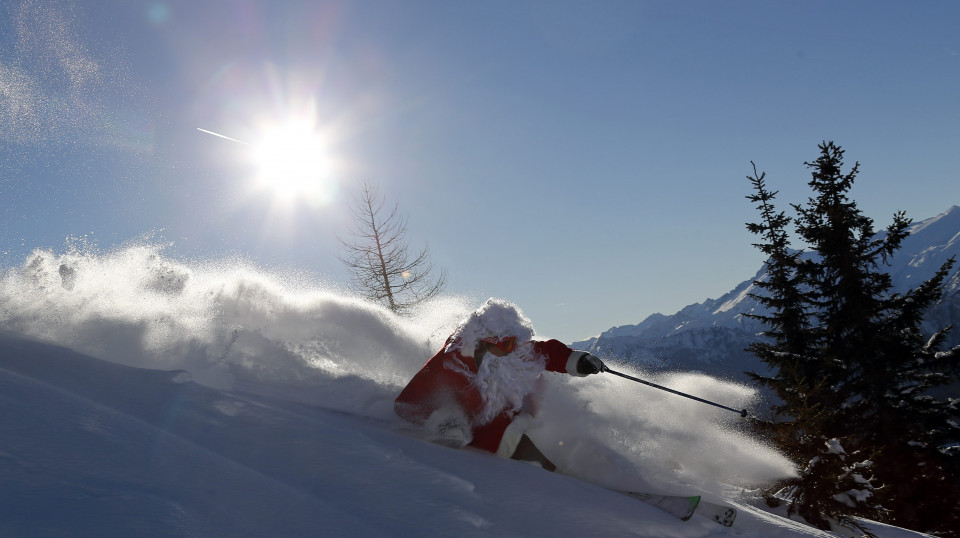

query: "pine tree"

left=745, top=142, right=960, bottom=536
left=745, top=157, right=880, bottom=531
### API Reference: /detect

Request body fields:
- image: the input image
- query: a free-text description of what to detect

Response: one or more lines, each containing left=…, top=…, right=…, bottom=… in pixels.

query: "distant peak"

left=931, top=205, right=960, bottom=224
left=907, top=205, right=960, bottom=235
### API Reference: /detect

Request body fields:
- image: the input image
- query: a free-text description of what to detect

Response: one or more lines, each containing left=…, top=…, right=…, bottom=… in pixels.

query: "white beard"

left=471, top=343, right=545, bottom=424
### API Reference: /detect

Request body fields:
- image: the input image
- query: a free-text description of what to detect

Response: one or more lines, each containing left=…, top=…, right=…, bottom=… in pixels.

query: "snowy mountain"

left=574, top=206, right=960, bottom=382
left=0, top=243, right=935, bottom=536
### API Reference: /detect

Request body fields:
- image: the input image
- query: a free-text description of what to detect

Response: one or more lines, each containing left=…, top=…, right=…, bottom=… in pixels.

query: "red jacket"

left=395, top=336, right=586, bottom=455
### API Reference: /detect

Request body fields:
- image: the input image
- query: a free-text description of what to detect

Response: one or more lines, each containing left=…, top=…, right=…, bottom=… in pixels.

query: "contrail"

left=196, top=127, right=252, bottom=146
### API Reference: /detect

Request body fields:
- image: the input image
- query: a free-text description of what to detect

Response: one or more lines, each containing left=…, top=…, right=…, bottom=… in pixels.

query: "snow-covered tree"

left=745, top=142, right=960, bottom=536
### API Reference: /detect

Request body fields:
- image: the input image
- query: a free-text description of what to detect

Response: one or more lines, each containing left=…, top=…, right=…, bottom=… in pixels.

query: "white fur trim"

left=567, top=351, right=588, bottom=377
left=496, top=413, right=535, bottom=458
left=447, top=299, right=535, bottom=357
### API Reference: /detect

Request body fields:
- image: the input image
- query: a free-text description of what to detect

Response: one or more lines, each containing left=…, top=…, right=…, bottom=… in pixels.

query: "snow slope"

left=0, top=245, right=933, bottom=537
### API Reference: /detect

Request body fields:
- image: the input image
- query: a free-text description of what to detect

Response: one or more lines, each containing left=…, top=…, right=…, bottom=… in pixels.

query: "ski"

left=405, top=423, right=739, bottom=527
left=622, top=492, right=738, bottom=527
left=696, top=499, right=737, bottom=527
left=623, top=492, right=701, bottom=521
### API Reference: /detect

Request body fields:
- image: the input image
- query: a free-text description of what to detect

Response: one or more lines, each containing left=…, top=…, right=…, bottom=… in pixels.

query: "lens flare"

left=252, top=120, right=333, bottom=206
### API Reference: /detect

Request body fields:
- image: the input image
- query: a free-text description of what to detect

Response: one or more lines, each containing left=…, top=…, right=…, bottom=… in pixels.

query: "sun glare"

left=252, top=120, right=334, bottom=206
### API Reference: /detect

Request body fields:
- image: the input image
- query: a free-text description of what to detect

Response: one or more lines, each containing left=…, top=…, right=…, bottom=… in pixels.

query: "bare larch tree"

left=337, top=182, right=447, bottom=314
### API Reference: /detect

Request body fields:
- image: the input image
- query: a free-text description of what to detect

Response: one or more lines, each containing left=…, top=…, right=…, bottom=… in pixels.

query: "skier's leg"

left=511, top=434, right=557, bottom=472
left=494, top=413, right=556, bottom=471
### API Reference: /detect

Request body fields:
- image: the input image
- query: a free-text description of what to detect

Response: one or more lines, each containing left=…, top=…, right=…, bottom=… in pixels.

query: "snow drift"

left=0, top=242, right=928, bottom=536
left=0, top=242, right=792, bottom=487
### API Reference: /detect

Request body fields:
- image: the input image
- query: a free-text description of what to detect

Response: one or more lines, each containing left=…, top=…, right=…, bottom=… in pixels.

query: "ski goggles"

left=479, top=335, right=517, bottom=354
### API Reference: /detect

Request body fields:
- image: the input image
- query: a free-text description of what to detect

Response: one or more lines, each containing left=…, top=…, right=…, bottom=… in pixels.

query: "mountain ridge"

left=574, top=205, right=960, bottom=380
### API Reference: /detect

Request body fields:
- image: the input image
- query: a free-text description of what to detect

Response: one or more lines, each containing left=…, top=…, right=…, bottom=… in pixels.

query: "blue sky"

left=2, top=0, right=959, bottom=342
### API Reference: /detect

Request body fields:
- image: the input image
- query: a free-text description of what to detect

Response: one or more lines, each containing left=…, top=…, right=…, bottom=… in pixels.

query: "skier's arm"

left=395, top=356, right=445, bottom=424
left=395, top=379, right=435, bottom=424
left=533, top=340, right=603, bottom=376
left=395, top=347, right=479, bottom=424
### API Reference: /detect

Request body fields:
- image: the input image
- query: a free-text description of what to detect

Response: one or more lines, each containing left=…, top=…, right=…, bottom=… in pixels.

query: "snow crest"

left=0, top=241, right=472, bottom=417
left=1, top=240, right=798, bottom=497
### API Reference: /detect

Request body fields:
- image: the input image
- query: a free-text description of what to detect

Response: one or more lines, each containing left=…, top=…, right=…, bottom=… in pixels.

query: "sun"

left=252, top=119, right=334, bottom=206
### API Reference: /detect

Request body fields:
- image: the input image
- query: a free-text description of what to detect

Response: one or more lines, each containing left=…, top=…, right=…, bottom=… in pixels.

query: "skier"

left=394, top=298, right=604, bottom=471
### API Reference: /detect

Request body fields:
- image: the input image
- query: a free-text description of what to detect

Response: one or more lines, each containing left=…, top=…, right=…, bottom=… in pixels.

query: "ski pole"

left=601, top=365, right=748, bottom=418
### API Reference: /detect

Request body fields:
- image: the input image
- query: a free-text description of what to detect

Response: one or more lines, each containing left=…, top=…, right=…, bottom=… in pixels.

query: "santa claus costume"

left=394, top=299, right=599, bottom=464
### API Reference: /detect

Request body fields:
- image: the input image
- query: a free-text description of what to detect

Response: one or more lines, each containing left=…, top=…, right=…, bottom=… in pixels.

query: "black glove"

left=576, top=353, right=604, bottom=375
